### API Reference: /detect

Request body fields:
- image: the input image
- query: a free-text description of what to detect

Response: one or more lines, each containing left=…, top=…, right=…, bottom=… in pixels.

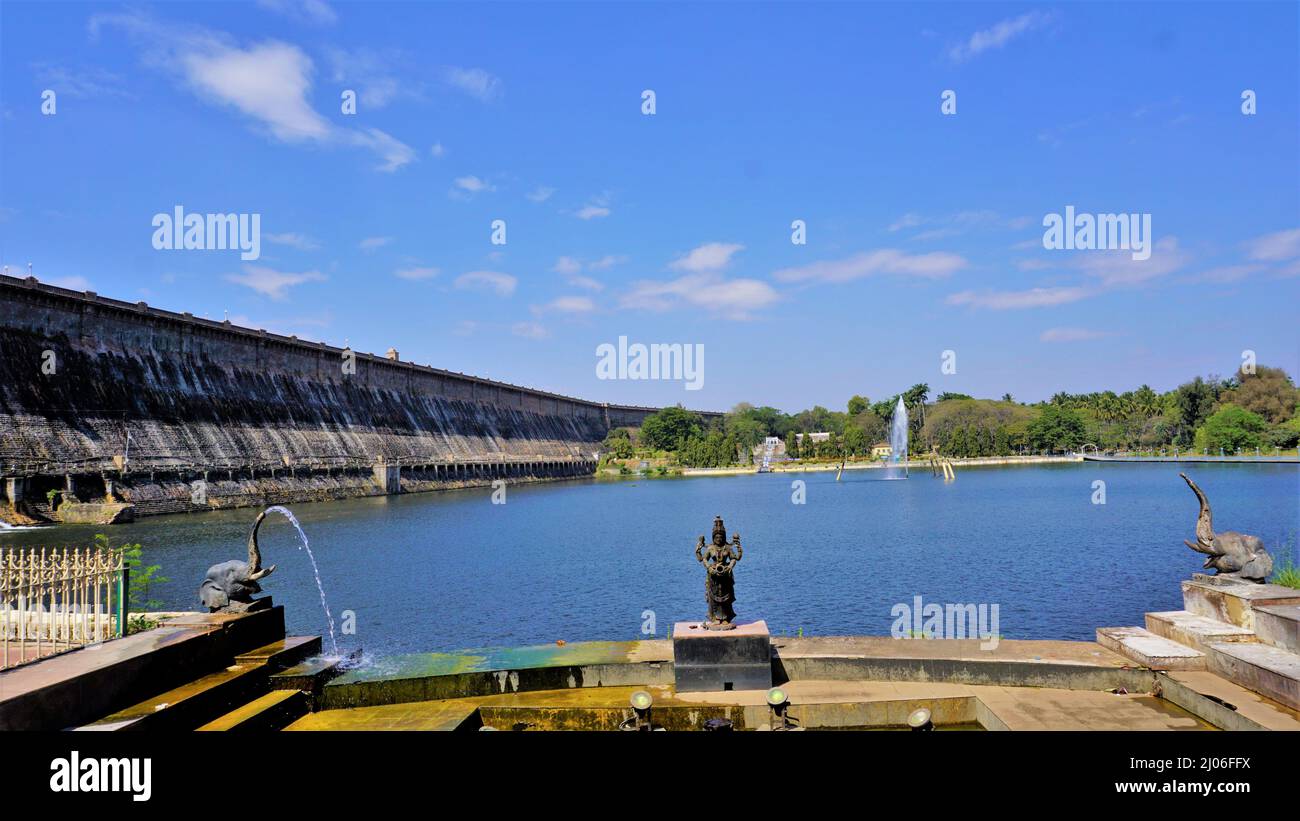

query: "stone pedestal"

left=672, top=620, right=771, bottom=692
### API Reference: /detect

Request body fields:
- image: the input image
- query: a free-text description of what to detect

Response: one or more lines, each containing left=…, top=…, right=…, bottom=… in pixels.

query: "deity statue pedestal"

left=672, top=619, right=772, bottom=693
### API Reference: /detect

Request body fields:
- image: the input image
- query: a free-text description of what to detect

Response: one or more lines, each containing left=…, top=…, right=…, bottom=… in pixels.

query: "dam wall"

left=0, top=276, right=716, bottom=521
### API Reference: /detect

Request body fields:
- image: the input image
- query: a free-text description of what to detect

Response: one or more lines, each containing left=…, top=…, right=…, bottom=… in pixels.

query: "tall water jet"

left=264, top=505, right=339, bottom=656
left=886, top=396, right=909, bottom=479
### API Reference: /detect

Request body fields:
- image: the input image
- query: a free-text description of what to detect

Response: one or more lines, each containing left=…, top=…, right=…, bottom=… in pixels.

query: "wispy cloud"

left=454, top=270, right=516, bottom=297
left=255, top=0, right=338, bottom=26
left=450, top=175, right=496, bottom=198
left=773, top=249, right=966, bottom=283
left=621, top=273, right=779, bottom=320
left=946, top=286, right=1094, bottom=311
left=93, top=11, right=414, bottom=171
left=32, top=63, right=133, bottom=99
left=949, top=11, right=1056, bottom=63
left=526, top=186, right=555, bottom=203
left=535, top=296, right=595, bottom=314
left=359, top=236, right=392, bottom=251
left=1040, top=327, right=1115, bottom=342
left=442, top=66, right=501, bottom=101
left=670, top=242, right=744, bottom=273
left=511, top=321, right=548, bottom=339
left=394, top=266, right=439, bottom=281
left=1245, top=227, right=1300, bottom=262
left=226, top=264, right=325, bottom=299
left=265, top=232, right=320, bottom=251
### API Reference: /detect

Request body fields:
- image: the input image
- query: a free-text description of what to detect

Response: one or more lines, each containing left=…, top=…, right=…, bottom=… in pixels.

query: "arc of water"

left=263, top=505, right=338, bottom=656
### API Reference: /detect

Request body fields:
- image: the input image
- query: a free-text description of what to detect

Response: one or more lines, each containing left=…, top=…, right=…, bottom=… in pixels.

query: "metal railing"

left=1, top=547, right=126, bottom=671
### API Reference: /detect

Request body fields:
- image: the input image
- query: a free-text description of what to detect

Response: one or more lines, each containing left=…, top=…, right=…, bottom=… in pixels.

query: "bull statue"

left=199, top=510, right=278, bottom=611
left=1180, top=473, right=1273, bottom=584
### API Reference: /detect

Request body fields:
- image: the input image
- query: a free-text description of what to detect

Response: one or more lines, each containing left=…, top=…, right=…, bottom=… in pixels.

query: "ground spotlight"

left=622, top=689, right=654, bottom=731
left=908, top=707, right=933, bottom=732
left=766, top=686, right=800, bottom=730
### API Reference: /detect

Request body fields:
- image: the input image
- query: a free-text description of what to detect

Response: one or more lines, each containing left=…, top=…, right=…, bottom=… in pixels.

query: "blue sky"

left=2, top=1, right=1297, bottom=412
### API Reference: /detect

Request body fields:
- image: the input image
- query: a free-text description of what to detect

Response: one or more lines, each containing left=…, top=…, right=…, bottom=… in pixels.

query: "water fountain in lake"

left=884, top=396, right=909, bottom=480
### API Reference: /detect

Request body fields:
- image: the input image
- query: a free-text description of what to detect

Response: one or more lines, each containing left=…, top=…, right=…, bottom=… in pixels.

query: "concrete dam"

left=0, top=276, right=714, bottom=523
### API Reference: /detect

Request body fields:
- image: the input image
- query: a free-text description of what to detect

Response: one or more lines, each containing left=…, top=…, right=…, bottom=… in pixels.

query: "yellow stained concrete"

left=284, top=678, right=1214, bottom=731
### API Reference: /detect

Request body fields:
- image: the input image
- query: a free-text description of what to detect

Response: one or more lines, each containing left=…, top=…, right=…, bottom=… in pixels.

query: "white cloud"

left=94, top=12, right=414, bottom=171
left=526, top=186, right=555, bottom=203
left=256, top=0, right=337, bottom=25
left=1040, top=327, right=1114, bottom=342
left=443, top=67, right=501, bottom=101
left=394, top=266, right=439, bottom=281
left=265, top=232, right=320, bottom=251
left=889, top=213, right=924, bottom=232
left=950, top=11, right=1055, bottom=62
left=450, top=175, right=496, bottom=197
left=576, top=203, right=610, bottom=220
left=537, top=296, right=595, bottom=314
left=225, top=265, right=325, bottom=299
left=326, top=47, right=407, bottom=108
left=511, top=321, right=548, bottom=339
left=454, top=270, right=516, bottom=296
left=1074, top=237, right=1187, bottom=286
left=670, top=242, right=744, bottom=273
left=621, top=273, right=779, bottom=320
left=359, top=236, right=392, bottom=251
left=567, top=276, right=604, bottom=291
left=429, top=142, right=446, bottom=158
left=552, top=256, right=582, bottom=275
left=1245, top=227, right=1300, bottom=262
left=588, top=255, right=627, bottom=270
left=946, top=286, right=1094, bottom=310
left=31, top=63, right=132, bottom=99
left=773, top=249, right=966, bottom=283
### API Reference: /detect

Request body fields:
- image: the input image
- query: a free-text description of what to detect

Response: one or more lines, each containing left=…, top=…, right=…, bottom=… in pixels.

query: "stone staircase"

left=75, top=635, right=329, bottom=732
left=1098, top=575, right=1300, bottom=712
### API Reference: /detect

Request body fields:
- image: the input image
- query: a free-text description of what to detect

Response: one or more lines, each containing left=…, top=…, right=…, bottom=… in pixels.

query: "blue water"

left=2, top=463, right=1296, bottom=655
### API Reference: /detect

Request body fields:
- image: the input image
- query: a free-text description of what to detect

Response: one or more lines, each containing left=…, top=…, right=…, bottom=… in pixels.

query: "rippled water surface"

left=3, top=462, right=1295, bottom=656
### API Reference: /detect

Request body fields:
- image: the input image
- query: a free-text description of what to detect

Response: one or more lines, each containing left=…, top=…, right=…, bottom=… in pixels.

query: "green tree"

left=847, top=394, right=870, bottom=416
left=1026, top=405, right=1087, bottom=453
left=639, top=406, right=702, bottom=451
left=1194, top=405, right=1269, bottom=453
left=601, top=427, right=634, bottom=459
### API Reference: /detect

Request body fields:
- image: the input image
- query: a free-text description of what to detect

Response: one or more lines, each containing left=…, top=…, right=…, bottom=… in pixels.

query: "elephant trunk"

left=246, top=510, right=272, bottom=580
left=1180, top=472, right=1216, bottom=552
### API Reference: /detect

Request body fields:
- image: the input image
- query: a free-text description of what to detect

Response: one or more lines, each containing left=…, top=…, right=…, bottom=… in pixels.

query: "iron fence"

left=0, top=547, right=126, bottom=670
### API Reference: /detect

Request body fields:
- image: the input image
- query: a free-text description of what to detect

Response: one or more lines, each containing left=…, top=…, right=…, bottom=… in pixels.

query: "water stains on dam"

left=0, top=276, right=712, bottom=523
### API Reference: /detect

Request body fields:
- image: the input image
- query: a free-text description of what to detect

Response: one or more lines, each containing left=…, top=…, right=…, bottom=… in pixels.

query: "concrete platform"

left=1182, top=578, right=1300, bottom=630
left=1163, top=671, right=1300, bottom=731
left=1096, top=627, right=1206, bottom=671
left=1145, top=610, right=1256, bottom=652
left=1205, top=642, right=1300, bottom=711
left=1253, top=604, right=1300, bottom=654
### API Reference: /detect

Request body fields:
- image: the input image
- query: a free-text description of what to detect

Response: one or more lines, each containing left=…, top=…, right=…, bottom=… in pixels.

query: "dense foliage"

left=601, top=365, right=1300, bottom=467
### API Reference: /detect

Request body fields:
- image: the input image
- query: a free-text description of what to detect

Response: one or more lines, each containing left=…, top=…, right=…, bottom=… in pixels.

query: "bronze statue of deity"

left=696, top=516, right=743, bottom=630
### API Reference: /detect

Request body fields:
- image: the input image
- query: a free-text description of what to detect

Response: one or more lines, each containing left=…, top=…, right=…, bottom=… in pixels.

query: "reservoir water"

left=2, top=462, right=1296, bottom=657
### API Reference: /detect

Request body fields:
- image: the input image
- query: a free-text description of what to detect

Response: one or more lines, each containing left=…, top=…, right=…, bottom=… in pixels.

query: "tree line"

left=601, top=365, right=1300, bottom=468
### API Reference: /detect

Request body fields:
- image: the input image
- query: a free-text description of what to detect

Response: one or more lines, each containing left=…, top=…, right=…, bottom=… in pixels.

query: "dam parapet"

left=0, top=276, right=716, bottom=522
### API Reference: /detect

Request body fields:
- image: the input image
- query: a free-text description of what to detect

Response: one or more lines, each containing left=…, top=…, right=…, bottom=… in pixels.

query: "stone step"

left=1253, top=604, right=1300, bottom=654
left=1144, top=610, right=1256, bottom=652
left=197, top=689, right=309, bottom=732
left=268, top=649, right=360, bottom=697
left=1205, top=642, right=1300, bottom=711
left=235, top=635, right=321, bottom=668
left=74, top=662, right=269, bottom=731
left=1095, top=627, right=1206, bottom=671
left=1182, top=578, right=1300, bottom=629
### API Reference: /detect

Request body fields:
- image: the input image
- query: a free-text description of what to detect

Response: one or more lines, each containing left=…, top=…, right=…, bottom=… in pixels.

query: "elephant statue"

left=199, top=510, right=278, bottom=611
left=1181, top=473, right=1273, bottom=583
